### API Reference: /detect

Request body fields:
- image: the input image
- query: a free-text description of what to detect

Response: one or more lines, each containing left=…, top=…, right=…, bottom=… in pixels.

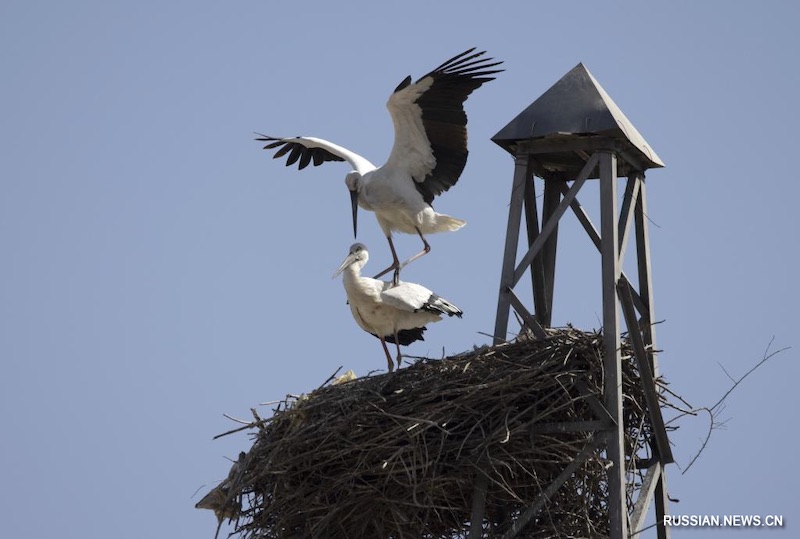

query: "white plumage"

left=259, top=48, right=502, bottom=283
left=333, top=243, right=463, bottom=372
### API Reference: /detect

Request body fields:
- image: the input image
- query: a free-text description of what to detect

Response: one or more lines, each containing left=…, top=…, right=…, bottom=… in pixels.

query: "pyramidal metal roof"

left=492, top=63, right=664, bottom=173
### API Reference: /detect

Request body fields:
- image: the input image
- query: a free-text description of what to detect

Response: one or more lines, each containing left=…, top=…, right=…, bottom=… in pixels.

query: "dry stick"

left=213, top=421, right=259, bottom=440
left=316, top=366, right=344, bottom=389
left=681, top=337, right=790, bottom=474
left=660, top=384, right=697, bottom=420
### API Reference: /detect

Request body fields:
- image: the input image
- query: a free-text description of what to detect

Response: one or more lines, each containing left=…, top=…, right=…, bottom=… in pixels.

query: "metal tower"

left=491, top=63, right=673, bottom=538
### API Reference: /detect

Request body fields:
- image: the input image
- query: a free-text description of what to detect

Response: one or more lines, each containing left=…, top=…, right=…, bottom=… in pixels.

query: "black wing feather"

left=298, top=148, right=313, bottom=170
left=311, top=148, right=326, bottom=166
left=255, top=134, right=346, bottom=170
left=272, top=143, right=294, bottom=159
left=400, top=49, right=504, bottom=204
left=373, top=326, right=427, bottom=346
left=262, top=140, right=287, bottom=150
left=393, top=75, right=412, bottom=93
left=285, top=145, right=304, bottom=167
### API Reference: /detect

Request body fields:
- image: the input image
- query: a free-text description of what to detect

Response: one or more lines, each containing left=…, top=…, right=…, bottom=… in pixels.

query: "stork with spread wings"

left=258, top=48, right=502, bottom=283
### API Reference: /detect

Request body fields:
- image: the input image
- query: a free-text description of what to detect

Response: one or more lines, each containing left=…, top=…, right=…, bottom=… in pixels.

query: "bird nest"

left=200, top=327, right=669, bottom=539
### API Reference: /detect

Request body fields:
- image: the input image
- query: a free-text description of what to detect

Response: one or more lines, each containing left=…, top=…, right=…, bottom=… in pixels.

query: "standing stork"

left=333, top=243, right=463, bottom=372
left=258, top=48, right=502, bottom=283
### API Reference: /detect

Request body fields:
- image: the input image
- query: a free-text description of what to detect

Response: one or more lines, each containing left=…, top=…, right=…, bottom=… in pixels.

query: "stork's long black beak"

left=349, top=189, right=359, bottom=238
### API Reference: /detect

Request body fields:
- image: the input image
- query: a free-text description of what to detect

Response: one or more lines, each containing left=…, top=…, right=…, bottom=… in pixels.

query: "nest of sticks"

left=200, top=327, right=669, bottom=539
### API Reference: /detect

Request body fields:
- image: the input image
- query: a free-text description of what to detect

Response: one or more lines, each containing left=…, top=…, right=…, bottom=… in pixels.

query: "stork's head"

left=344, top=172, right=361, bottom=239
left=333, top=243, right=369, bottom=278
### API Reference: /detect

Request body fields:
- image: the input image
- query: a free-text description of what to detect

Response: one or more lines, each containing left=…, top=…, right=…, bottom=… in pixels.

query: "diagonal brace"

left=500, top=433, right=607, bottom=539
left=617, top=174, right=642, bottom=267
left=504, top=286, right=548, bottom=339
left=556, top=182, right=647, bottom=314
left=630, top=462, right=663, bottom=534
left=617, top=281, right=674, bottom=464
left=511, top=153, right=598, bottom=287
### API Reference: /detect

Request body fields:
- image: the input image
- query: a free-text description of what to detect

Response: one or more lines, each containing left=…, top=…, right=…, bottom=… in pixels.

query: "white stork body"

left=354, top=166, right=465, bottom=237
left=259, top=49, right=502, bottom=282
left=333, top=243, right=463, bottom=372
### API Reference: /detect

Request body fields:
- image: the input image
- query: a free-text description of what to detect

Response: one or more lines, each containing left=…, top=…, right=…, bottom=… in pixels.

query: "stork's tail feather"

left=433, top=214, right=466, bottom=232
left=424, top=294, right=464, bottom=318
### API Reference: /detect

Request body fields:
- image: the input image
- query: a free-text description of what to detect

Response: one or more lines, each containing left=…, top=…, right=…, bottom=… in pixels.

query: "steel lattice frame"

left=491, top=142, right=672, bottom=539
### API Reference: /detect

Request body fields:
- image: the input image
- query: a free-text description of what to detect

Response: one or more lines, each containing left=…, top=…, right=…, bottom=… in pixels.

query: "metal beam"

left=512, top=153, right=598, bottom=286
left=630, top=462, right=662, bottom=534
left=515, top=136, right=619, bottom=156
left=505, top=286, right=548, bottom=340
left=634, top=178, right=659, bottom=375
left=599, top=152, right=627, bottom=539
left=500, top=434, right=607, bottom=539
left=574, top=377, right=618, bottom=428
left=655, top=473, right=672, bottom=538
left=617, top=282, right=674, bottom=464
left=493, top=154, right=533, bottom=344
left=522, top=173, right=549, bottom=325
left=468, top=467, right=489, bottom=539
left=541, top=181, right=562, bottom=326
left=555, top=182, right=648, bottom=314
left=618, top=174, right=641, bottom=267
left=636, top=179, right=671, bottom=539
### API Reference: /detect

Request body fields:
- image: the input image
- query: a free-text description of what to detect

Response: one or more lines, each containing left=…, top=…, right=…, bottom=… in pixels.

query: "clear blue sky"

left=2, top=2, right=798, bottom=537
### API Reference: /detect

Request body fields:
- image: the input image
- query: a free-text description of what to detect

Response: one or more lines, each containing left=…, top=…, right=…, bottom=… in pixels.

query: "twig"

left=681, top=337, right=790, bottom=474
left=709, top=338, right=789, bottom=412
left=213, top=422, right=258, bottom=440
left=315, top=366, right=344, bottom=390
left=222, top=414, right=251, bottom=425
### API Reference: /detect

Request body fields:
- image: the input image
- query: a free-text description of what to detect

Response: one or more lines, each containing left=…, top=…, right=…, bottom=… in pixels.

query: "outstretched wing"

left=385, top=49, right=503, bottom=204
left=256, top=134, right=376, bottom=176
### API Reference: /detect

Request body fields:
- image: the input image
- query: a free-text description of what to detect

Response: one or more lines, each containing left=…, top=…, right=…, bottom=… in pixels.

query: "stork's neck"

left=340, top=263, right=380, bottom=299
left=340, top=263, right=364, bottom=287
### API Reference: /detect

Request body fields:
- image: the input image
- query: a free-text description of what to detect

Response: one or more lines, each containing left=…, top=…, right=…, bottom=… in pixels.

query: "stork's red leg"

left=393, top=329, right=403, bottom=370
left=373, top=235, right=401, bottom=283
left=398, top=228, right=431, bottom=270
left=379, top=336, right=394, bottom=372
